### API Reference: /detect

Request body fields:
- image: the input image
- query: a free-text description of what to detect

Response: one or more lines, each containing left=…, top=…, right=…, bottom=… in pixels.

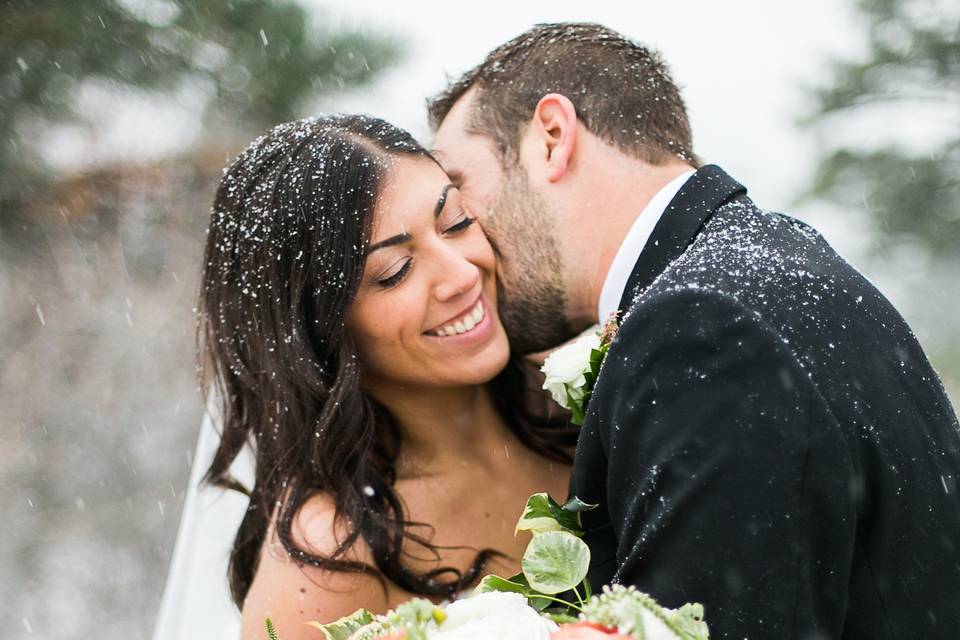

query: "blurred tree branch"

left=0, top=5, right=402, bottom=637
left=801, top=0, right=959, bottom=396
left=0, top=0, right=401, bottom=225
left=802, top=0, right=959, bottom=255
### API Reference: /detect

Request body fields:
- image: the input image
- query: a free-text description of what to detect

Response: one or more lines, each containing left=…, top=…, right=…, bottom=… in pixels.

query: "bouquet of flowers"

left=271, top=493, right=709, bottom=640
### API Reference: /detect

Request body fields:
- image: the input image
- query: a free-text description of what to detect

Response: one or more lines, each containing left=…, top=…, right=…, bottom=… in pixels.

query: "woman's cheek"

left=389, top=286, right=424, bottom=345
left=347, top=293, right=393, bottom=362
left=365, top=281, right=427, bottom=356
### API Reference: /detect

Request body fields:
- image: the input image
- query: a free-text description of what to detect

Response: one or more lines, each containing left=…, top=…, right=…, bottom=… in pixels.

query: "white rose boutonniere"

left=540, top=312, right=620, bottom=426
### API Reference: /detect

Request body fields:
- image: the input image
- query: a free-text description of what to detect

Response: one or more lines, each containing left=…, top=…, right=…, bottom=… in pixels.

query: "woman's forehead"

left=371, top=159, right=453, bottom=230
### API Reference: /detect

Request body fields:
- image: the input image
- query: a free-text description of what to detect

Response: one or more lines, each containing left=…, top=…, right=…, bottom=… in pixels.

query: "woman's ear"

left=531, top=93, right=578, bottom=183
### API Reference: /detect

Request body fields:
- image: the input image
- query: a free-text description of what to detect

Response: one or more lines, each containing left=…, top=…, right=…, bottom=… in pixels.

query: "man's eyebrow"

left=435, top=183, right=455, bottom=218
left=366, top=233, right=412, bottom=255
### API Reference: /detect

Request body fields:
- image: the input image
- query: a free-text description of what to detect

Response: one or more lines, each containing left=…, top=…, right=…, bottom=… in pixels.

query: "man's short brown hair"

left=428, top=22, right=698, bottom=166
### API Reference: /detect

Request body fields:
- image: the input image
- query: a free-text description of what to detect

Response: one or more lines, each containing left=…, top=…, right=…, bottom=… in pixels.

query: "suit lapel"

left=616, top=165, right=747, bottom=316
left=573, top=166, right=748, bottom=538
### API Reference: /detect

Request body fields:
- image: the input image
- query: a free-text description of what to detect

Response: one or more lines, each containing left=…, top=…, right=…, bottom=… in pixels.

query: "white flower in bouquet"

left=301, top=492, right=709, bottom=640
left=429, top=591, right=557, bottom=640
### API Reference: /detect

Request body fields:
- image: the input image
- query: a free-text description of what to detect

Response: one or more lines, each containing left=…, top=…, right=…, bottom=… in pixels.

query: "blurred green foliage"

left=0, top=4, right=401, bottom=638
left=804, top=0, right=959, bottom=255
left=0, top=0, right=401, bottom=206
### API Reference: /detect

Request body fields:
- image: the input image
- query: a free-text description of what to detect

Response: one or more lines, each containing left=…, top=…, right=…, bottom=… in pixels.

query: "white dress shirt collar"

left=597, top=169, right=696, bottom=323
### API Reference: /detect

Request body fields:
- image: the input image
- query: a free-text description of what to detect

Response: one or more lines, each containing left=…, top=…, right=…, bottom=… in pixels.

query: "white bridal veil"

left=153, top=409, right=254, bottom=639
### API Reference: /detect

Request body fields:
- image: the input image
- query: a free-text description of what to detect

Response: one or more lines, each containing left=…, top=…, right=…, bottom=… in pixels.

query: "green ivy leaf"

left=475, top=574, right=530, bottom=595
left=515, top=493, right=564, bottom=535
left=506, top=572, right=553, bottom=610
left=305, top=608, right=375, bottom=640
left=561, top=496, right=599, bottom=514
left=475, top=573, right=553, bottom=610
left=521, top=530, right=591, bottom=595
left=516, top=493, right=591, bottom=537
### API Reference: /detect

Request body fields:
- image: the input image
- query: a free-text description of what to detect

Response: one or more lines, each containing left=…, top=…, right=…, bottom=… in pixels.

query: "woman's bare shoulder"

left=239, top=492, right=411, bottom=640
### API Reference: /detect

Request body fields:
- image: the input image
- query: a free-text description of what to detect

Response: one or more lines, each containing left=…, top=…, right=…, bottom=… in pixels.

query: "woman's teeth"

left=435, top=300, right=485, bottom=337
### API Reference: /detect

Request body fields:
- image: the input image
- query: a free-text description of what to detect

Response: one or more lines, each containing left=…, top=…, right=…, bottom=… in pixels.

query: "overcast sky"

left=311, top=0, right=863, bottom=240
left=47, top=1, right=871, bottom=254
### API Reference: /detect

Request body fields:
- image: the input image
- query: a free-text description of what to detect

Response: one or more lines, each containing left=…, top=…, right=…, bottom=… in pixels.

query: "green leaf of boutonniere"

left=567, top=388, right=586, bottom=426
left=590, top=346, right=607, bottom=369
left=583, top=369, right=596, bottom=390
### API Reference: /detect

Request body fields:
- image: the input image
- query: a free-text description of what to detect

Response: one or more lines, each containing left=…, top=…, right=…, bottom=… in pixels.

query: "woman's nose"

left=433, top=249, right=481, bottom=303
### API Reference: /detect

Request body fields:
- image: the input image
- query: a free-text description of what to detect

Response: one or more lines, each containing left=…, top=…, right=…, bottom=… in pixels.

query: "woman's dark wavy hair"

left=197, top=114, right=578, bottom=608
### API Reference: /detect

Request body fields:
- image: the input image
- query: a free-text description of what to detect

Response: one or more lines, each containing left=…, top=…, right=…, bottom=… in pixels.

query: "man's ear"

left=531, top=93, right=578, bottom=183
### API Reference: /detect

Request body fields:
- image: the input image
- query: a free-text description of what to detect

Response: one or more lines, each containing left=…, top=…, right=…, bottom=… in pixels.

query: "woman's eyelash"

left=377, top=259, right=412, bottom=289
left=445, top=214, right=475, bottom=234
left=375, top=211, right=473, bottom=290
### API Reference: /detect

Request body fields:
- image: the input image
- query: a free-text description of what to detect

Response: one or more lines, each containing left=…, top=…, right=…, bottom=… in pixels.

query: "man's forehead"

left=429, top=130, right=472, bottom=173
left=429, top=88, right=504, bottom=179
left=430, top=87, right=477, bottom=143
left=430, top=120, right=494, bottom=161
left=426, top=149, right=461, bottom=184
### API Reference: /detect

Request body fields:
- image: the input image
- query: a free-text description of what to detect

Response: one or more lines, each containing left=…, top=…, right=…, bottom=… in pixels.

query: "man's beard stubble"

left=486, top=168, right=577, bottom=355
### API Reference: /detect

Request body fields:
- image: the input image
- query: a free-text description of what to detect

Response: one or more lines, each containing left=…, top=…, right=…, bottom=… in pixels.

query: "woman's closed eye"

left=377, top=258, right=412, bottom=289
left=374, top=207, right=475, bottom=290
left=442, top=208, right=475, bottom=235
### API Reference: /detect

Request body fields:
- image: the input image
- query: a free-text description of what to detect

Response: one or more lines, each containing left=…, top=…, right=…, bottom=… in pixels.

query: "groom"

left=429, top=23, right=960, bottom=638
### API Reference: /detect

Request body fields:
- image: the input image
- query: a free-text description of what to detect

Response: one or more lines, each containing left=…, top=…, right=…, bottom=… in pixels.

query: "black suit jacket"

left=569, top=165, right=960, bottom=638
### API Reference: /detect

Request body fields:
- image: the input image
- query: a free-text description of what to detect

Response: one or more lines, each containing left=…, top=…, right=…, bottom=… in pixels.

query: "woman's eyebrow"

left=435, top=183, right=455, bottom=218
left=366, top=232, right=412, bottom=254
left=367, top=184, right=456, bottom=255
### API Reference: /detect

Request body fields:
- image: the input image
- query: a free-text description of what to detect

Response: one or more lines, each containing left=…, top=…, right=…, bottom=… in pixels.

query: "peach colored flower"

left=550, top=621, right=634, bottom=639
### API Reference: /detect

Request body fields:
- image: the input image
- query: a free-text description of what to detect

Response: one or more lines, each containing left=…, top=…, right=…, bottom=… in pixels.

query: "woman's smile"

left=423, top=293, right=494, bottom=343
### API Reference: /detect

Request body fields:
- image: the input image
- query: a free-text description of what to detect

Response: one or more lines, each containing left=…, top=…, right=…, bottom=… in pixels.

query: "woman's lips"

left=425, top=295, right=483, bottom=336
left=423, top=296, right=493, bottom=341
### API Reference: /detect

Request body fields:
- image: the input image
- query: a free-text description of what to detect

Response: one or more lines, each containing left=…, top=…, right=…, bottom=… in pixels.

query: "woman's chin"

left=435, top=334, right=511, bottom=387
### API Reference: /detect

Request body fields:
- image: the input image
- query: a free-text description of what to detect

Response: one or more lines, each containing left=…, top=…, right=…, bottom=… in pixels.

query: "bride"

left=192, top=114, right=577, bottom=639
